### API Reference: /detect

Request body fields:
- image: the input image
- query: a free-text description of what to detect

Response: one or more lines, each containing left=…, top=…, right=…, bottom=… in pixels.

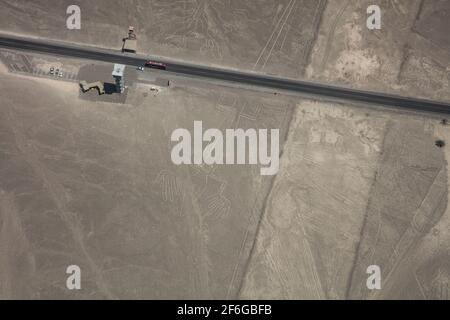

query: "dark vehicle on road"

left=145, top=60, right=167, bottom=70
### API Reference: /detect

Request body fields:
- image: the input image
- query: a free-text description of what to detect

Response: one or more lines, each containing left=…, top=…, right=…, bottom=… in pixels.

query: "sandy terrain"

left=1, top=1, right=449, bottom=102
left=240, top=101, right=386, bottom=299
left=0, top=66, right=293, bottom=299
left=237, top=1, right=450, bottom=295
left=1, top=0, right=450, bottom=300
left=306, top=0, right=450, bottom=101
left=237, top=0, right=450, bottom=300
left=1, top=53, right=449, bottom=300
left=239, top=99, right=450, bottom=300
left=0, top=0, right=325, bottom=78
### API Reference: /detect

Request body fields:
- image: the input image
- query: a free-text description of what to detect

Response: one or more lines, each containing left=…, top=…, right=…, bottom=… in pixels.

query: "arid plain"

left=0, top=0, right=450, bottom=299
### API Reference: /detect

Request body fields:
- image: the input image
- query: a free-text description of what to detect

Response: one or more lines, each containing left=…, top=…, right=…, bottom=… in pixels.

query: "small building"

left=122, top=26, right=137, bottom=53
left=122, top=38, right=137, bottom=53
left=112, top=64, right=126, bottom=93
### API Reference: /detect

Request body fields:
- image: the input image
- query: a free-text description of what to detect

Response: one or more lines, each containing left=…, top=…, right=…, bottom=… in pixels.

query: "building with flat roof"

left=122, top=26, right=137, bottom=53
left=112, top=64, right=125, bottom=93
left=122, top=39, right=137, bottom=53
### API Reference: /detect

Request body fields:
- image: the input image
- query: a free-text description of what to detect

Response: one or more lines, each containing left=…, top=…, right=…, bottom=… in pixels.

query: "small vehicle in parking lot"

left=49, top=67, right=54, bottom=75
left=137, top=66, right=144, bottom=71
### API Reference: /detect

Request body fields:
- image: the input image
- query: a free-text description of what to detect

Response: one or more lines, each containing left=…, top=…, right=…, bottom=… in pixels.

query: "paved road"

left=1, top=34, right=450, bottom=115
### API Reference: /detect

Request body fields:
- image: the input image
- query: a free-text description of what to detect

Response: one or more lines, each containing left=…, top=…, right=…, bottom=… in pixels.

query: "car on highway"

left=144, top=61, right=167, bottom=70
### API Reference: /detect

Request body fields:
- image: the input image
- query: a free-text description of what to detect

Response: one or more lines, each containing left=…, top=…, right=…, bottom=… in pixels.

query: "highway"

left=1, top=34, right=450, bottom=115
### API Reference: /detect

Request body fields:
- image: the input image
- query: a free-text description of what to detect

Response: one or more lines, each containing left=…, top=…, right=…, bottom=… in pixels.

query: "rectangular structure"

left=112, top=64, right=125, bottom=93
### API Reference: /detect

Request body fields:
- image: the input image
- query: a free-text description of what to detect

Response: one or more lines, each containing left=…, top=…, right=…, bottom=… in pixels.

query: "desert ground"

left=0, top=0, right=449, bottom=101
left=306, top=0, right=450, bottom=102
left=0, top=0, right=450, bottom=300
left=1, top=54, right=449, bottom=299
left=0, top=59, right=294, bottom=299
left=0, top=0, right=325, bottom=78
left=240, top=100, right=450, bottom=300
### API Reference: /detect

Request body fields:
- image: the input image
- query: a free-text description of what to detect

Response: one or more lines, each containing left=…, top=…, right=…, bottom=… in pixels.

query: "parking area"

left=0, top=50, right=79, bottom=82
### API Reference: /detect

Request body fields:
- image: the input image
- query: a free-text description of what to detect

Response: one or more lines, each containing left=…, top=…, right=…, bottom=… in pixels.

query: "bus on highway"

left=145, top=61, right=167, bottom=70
